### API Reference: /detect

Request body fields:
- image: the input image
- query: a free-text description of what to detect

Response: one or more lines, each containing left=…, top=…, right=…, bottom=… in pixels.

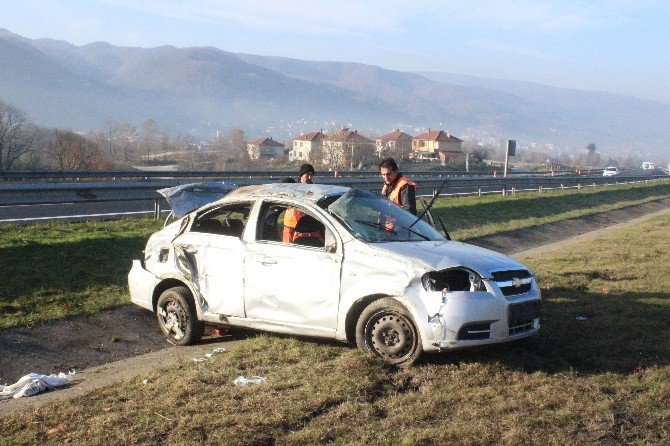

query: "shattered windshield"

left=327, top=188, right=446, bottom=243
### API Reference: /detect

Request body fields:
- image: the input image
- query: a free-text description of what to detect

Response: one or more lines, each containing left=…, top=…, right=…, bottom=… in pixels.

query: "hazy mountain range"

left=1, top=28, right=668, bottom=155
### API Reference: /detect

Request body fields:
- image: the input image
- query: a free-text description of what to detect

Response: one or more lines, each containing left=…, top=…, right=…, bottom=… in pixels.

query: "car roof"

left=217, top=183, right=350, bottom=205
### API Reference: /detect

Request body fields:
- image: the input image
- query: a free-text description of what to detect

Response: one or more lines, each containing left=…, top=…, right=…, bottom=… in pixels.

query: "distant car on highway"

left=603, top=166, right=619, bottom=177
left=128, top=184, right=541, bottom=366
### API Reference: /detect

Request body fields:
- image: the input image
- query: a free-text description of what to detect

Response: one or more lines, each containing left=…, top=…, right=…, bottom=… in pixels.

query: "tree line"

left=0, top=98, right=638, bottom=173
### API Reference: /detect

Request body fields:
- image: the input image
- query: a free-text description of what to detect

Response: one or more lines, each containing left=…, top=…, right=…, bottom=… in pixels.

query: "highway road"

left=0, top=170, right=666, bottom=224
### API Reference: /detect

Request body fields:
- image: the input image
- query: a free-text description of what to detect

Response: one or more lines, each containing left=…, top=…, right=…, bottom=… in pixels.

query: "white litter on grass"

left=142, top=379, right=149, bottom=385
left=0, top=371, right=75, bottom=399
left=233, top=376, right=267, bottom=386
left=192, top=347, right=227, bottom=363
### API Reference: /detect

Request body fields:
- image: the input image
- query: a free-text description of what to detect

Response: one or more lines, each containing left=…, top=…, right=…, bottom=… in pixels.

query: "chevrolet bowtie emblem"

left=512, top=277, right=523, bottom=288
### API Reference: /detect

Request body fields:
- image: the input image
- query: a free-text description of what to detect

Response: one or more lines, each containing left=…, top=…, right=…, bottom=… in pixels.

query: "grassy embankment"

left=0, top=180, right=669, bottom=330
left=2, top=211, right=669, bottom=444
left=430, top=179, right=670, bottom=240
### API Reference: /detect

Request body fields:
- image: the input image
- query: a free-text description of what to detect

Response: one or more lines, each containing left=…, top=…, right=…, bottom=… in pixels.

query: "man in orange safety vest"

left=379, top=157, right=417, bottom=215
left=282, top=164, right=315, bottom=242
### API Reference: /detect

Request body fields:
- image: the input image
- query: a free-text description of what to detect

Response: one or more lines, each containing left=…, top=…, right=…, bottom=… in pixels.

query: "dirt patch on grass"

left=1, top=199, right=670, bottom=418
left=464, top=196, right=670, bottom=255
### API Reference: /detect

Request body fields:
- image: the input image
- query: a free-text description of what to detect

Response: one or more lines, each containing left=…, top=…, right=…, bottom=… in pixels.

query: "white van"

left=603, top=166, right=619, bottom=177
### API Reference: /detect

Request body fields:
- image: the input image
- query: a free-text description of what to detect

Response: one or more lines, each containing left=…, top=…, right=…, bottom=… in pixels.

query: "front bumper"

left=421, top=280, right=541, bottom=352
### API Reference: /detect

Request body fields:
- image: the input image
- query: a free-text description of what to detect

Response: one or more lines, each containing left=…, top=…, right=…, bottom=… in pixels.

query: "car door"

left=174, top=202, right=252, bottom=317
left=244, top=201, right=342, bottom=329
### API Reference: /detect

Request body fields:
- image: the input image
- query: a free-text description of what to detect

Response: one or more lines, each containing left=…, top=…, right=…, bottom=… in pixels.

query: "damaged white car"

left=128, top=184, right=541, bottom=365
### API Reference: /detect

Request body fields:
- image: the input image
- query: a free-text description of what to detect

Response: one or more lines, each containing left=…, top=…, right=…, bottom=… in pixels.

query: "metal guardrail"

left=0, top=168, right=575, bottom=182
left=0, top=173, right=667, bottom=222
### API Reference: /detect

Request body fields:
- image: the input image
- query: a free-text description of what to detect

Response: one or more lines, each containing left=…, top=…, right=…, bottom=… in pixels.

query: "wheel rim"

left=158, top=299, right=187, bottom=341
left=366, top=311, right=417, bottom=362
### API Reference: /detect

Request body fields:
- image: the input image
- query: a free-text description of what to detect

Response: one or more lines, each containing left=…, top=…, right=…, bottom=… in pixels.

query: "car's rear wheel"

left=156, top=286, right=204, bottom=346
left=355, top=298, right=422, bottom=366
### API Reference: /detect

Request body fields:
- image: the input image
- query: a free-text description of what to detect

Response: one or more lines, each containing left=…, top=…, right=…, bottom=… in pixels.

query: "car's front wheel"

left=355, top=298, right=422, bottom=366
left=156, top=286, right=204, bottom=346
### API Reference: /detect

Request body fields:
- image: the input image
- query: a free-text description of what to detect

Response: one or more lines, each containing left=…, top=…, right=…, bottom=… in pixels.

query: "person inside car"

left=282, top=164, right=316, bottom=242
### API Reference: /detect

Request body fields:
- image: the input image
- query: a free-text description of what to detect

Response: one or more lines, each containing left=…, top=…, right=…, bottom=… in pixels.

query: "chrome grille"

left=492, top=269, right=533, bottom=297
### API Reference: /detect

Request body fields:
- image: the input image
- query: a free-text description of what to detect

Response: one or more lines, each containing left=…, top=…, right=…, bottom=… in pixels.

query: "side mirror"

left=325, top=243, right=337, bottom=254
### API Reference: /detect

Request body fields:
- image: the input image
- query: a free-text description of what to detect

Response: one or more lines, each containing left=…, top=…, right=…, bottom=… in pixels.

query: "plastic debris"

left=142, top=379, right=149, bottom=385
left=233, top=376, right=267, bottom=386
left=192, top=347, right=227, bottom=363
left=0, top=371, right=75, bottom=399
left=576, top=316, right=588, bottom=321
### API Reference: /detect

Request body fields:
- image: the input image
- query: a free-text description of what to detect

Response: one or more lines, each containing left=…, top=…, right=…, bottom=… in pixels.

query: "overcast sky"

left=2, top=0, right=669, bottom=104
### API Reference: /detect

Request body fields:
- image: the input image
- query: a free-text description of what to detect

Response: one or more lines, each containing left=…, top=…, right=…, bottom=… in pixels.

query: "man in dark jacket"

left=379, top=157, right=417, bottom=215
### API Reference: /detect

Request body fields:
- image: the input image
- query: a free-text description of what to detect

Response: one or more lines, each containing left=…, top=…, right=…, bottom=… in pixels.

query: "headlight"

left=468, top=271, right=486, bottom=292
left=422, top=267, right=486, bottom=292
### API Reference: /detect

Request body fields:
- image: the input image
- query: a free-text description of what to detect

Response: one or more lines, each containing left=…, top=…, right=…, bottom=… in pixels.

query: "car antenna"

left=408, top=175, right=450, bottom=229
left=436, top=215, right=451, bottom=240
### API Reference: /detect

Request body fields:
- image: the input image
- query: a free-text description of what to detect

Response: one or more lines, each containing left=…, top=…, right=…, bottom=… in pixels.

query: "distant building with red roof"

left=411, top=129, right=463, bottom=164
left=375, top=129, right=413, bottom=158
left=246, top=137, right=285, bottom=160
left=289, top=131, right=327, bottom=161
left=322, top=128, right=375, bottom=170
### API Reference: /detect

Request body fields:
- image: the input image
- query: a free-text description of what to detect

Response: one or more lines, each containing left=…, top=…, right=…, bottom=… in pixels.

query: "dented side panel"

left=337, top=240, right=435, bottom=345
left=244, top=241, right=342, bottom=330
left=174, top=232, right=246, bottom=317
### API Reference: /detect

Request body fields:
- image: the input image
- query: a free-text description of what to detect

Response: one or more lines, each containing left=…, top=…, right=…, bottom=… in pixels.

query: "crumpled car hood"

left=370, top=240, right=527, bottom=277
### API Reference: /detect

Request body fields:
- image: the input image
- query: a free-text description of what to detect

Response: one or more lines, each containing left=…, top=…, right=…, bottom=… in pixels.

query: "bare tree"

left=118, top=122, right=138, bottom=163
left=0, top=100, right=39, bottom=171
left=227, top=127, right=247, bottom=160
left=48, top=130, right=111, bottom=170
left=140, top=118, right=159, bottom=161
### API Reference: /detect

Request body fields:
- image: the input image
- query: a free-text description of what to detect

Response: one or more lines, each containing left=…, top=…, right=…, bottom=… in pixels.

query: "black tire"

left=156, top=286, right=205, bottom=346
left=355, top=298, right=422, bottom=366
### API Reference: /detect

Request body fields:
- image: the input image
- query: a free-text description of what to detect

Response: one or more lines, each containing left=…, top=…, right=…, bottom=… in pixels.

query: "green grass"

left=432, top=179, right=670, bottom=240
left=0, top=218, right=161, bottom=329
left=2, top=213, right=670, bottom=444
left=1, top=180, right=669, bottom=331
